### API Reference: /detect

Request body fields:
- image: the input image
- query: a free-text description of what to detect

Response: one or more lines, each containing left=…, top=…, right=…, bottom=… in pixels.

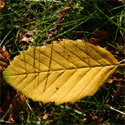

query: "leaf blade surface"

left=2, top=39, right=119, bottom=104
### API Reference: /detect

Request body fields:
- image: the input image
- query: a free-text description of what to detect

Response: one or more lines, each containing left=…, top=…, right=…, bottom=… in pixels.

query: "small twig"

left=108, top=106, right=125, bottom=115
left=119, top=59, right=125, bottom=63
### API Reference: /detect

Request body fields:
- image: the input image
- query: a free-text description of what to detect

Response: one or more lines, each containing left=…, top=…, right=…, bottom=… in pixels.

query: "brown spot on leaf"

left=56, top=87, right=59, bottom=90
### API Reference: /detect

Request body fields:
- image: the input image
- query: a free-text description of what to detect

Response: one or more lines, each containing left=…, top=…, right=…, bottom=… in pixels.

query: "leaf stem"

left=118, top=63, right=125, bottom=66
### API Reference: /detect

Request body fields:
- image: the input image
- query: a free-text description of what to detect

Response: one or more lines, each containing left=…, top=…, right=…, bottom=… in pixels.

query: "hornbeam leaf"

left=2, top=39, right=119, bottom=104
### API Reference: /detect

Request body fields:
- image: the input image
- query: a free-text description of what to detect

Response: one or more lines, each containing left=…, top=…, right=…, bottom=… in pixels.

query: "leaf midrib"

left=4, top=64, right=118, bottom=76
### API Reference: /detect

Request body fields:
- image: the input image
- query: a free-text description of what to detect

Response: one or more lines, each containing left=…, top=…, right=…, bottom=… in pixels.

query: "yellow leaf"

left=2, top=39, right=119, bottom=104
